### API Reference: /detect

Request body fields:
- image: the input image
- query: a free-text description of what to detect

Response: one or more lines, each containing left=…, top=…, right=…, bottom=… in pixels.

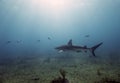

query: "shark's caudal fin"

left=90, top=42, right=103, bottom=56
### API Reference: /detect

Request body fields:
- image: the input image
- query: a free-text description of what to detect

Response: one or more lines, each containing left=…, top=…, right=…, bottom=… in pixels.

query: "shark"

left=55, top=39, right=103, bottom=57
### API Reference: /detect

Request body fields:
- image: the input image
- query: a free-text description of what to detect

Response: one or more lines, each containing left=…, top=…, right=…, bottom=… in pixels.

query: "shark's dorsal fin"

left=84, top=45, right=87, bottom=48
left=67, top=39, right=72, bottom=46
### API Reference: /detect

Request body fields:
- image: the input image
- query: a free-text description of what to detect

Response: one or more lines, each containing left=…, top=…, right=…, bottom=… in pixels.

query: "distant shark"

left=55, top=39, right=103, bottom=57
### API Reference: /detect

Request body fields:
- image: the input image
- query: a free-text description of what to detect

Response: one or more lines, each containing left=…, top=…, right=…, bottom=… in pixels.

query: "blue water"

left=0, top=0, right=120, bottom=58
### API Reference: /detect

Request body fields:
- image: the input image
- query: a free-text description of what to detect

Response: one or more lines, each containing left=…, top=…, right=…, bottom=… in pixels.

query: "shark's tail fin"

left=90, top=42, right=103, bottom=56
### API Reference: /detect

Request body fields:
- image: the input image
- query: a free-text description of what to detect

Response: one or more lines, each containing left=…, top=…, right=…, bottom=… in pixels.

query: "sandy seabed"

left=0, top=52, right=120, bottom=83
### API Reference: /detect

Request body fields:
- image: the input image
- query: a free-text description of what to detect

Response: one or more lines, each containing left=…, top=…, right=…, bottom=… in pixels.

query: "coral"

left=95, top=77, right=120, bottom=83
left=50, top=69, right=69, bottom=83
left=50, top=77, right=69, bottom=83
left=31, top=77, right=40, bottom=81
left=59, top=69, right=67, bottom=79
left=0, top=78, right=3, bottom=83
left=50, top=77, right=62, bottom=83
left=0, top=76, right=4, bottom=83
left=96, top=69, right=102, bottom=76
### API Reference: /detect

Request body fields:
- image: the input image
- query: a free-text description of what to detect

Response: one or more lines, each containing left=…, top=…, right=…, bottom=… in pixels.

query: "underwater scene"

left=0, top=0, right=120, bottom=83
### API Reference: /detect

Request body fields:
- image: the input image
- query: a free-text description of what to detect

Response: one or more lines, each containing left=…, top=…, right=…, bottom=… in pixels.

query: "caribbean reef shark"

left=55, top=39, right=103, bottom=57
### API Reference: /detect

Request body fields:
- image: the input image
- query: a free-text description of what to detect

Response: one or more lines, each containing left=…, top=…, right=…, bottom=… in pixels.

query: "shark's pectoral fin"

left=76, top=50, right=82, bottom=53
left=84, top=50, right=87, bottom=53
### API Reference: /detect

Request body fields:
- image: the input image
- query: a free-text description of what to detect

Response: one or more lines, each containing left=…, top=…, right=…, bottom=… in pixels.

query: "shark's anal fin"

left=67, top=39, right=72, bottom=46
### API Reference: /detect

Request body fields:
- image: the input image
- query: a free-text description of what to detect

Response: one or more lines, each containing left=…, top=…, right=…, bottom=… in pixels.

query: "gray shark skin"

left=55, top=39, right=103, bottom=57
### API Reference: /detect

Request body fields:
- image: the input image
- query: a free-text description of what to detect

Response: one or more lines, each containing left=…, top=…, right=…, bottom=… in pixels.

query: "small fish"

left=16, top=40, right=22, bottom=43
left=48, top=37, right=51, bottom=40
left=6, top=41, right=11, bottom=44
left=85, top=35, right=90, bottom=37
left=37, top=40, right=40, bottom=42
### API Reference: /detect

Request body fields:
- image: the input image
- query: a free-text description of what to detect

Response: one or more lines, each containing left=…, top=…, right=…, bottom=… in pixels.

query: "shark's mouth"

left=58, top=50, right=64, bottom=53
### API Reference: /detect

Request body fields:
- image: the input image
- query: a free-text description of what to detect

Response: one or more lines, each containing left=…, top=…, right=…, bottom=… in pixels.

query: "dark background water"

left=0, top=0, right=120, bottom=59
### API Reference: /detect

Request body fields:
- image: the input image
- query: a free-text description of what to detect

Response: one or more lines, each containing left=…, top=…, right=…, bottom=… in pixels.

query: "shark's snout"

left=54, top=47, right=59, bottom=50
